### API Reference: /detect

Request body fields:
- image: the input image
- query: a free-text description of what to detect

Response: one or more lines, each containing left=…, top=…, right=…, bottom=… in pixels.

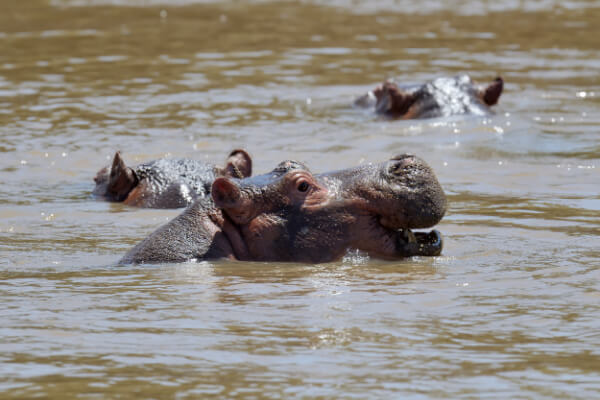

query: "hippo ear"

left=224, top=149, right=252, bottom=179
left=212, top=177, right=242, bottom=208
left=375, top=84, right=415, bottom=118
left=107, top=152, right=137, bottom=200
left=481, top=77, right=503, bottom=106
left=111, top=151, right=126, bottom=174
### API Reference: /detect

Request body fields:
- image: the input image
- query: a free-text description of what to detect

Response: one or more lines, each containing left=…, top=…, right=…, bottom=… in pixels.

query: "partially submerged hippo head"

left=356, top=74, right=503, bottom=119
left=120, top=155, right=446, bottom=264
left=93, top=149, right=252, bottom=208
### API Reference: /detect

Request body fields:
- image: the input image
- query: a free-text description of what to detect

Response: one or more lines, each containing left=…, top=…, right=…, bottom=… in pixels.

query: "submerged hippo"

left=120, top=154, right=446, bottom=264
left=93, top=149, right=252, bottom=208
left=355, top=74, right=503, bottom=119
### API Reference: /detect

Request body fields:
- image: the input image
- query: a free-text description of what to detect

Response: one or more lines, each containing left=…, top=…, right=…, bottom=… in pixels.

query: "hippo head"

left=93, top=149, right=253, bottom=203
left=210, top=155, right=446, bottom=263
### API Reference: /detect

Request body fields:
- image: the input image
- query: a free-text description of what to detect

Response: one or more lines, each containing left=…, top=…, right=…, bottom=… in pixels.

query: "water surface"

left=1, top=0, right=599, bottom=398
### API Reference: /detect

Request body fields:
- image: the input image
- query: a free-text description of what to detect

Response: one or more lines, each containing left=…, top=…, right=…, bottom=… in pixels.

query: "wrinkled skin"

left=93, top=149, right=252, bottom=208
left=355, top=74, right=503, bottom=119
left=120, top=155, right=446, bottom=264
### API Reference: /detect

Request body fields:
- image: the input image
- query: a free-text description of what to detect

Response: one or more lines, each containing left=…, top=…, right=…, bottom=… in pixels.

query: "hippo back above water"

left=93, top=149, right=252, bottom=208
left=120, top=155, right=446, bottom=264
left=355, top=74, right=503, bottom=120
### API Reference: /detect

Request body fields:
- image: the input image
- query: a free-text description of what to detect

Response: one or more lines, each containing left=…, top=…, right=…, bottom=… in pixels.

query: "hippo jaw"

left=381, top=155, right=446, bottom=257
left=395, top=228, right=443, bottom=257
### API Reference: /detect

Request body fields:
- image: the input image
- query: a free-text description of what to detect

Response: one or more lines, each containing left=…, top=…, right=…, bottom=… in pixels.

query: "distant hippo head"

left=356, top=75, right=503, bottom=119
left=92, top=149, right=253, bottom=207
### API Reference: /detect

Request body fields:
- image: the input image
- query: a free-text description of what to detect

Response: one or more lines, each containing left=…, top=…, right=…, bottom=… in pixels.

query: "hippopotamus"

left=120, top=154, right=446, bottom=264
left=93, top=149, right=252, bottom=208
left=355, top=74, right=503, bottom=119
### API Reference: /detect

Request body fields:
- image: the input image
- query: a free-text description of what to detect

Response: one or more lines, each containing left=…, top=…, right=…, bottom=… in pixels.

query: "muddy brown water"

left=1, top=0, right=599, bottom=398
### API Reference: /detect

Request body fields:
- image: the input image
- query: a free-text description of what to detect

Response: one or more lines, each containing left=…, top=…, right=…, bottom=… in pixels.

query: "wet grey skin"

left=93, top=149, right=252, bottom=209
left=120, top=155, right=446, bottom=264
left=355, top=74, right=503, bottom=119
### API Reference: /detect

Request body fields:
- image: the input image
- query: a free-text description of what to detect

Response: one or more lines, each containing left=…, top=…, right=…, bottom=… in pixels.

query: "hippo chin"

left=355, top=74, right=503, bottom=119
left=120, top=155, right=446, bottom=264
left=93, top=149, right=252, bottom=208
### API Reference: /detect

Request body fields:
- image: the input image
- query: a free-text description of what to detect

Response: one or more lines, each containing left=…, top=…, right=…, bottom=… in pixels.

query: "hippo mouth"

left=397, top=228, right=443, bottom=257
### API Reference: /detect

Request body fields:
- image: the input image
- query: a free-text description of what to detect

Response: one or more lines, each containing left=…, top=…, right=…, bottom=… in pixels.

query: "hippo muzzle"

left=378, top=154, right=446, bottom=257
left=322, top=154, right=447, bottom=258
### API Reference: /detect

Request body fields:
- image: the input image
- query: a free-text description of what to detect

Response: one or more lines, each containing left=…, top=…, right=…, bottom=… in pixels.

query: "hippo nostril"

left=388, top=154, right=416, bottom=175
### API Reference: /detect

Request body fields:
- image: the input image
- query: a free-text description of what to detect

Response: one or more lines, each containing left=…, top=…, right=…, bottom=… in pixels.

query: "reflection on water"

left=1, top=0, right=599, bottom=398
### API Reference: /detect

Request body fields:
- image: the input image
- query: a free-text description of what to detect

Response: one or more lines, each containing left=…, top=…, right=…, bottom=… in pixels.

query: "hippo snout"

left=378, top=154, right=447, bottom=229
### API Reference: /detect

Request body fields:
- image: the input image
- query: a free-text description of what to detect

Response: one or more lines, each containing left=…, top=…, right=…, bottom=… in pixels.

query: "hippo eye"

left=297, top=181, right=310, bottom=192
left=389, top=163, right=402, bottom=174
